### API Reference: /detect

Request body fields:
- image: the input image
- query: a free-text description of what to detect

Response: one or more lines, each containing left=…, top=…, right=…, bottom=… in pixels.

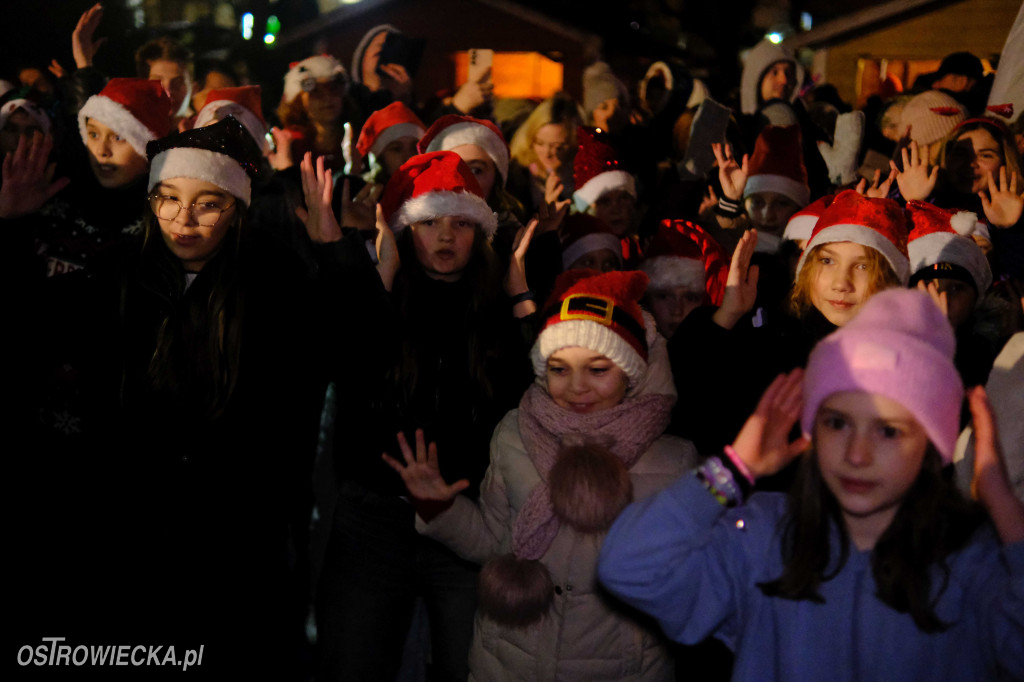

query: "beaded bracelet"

left=695, top=456, right=743, bottom=507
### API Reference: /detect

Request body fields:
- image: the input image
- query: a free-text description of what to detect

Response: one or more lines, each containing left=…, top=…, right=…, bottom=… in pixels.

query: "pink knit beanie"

left=802, top=288, right=963, bottom=463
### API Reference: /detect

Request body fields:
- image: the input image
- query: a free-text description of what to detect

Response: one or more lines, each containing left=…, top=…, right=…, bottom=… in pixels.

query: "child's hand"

left=855, top=168, right=894, bottom=198
left=730, top=369, right=810, bottom=479
left=295, top=152, right=342, bottom=243
left=712, top=143, right=748, bottom=201
left=889, top=140, right=937, bottom=201
left=968, top=387, right=1024, bottom=544
left=382, top=430, right=469, bottom=502
left=916, top=280, right=949, bottom=320
left=0, top=132, right=69, bottom=219
left=712, top=229, right=759, bottom=330
left=978, top=168, right=1023, bottom=228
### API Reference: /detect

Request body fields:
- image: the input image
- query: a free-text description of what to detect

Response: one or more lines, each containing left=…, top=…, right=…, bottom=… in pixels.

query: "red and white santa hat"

left=380, top=150, right=498, bottom=237
left=532, top=269, right=651, bottom=386
left=743, top=125, right=809, bottom=208
left=640, top=220, right=729, bottom=306
left=560, top=214, right=622, bottom=270
left=194, top=85, right=267, bottom=152
left=906, top=201, right=991, bottom=296
left=78, top=78, right=174, bottom=158
left=282, top=55, right=347, bottom=104
left=0, top=98, right=52, bottom=137
left=418, top=114, right=509, bottom=183
left=783, top=193, right=835, bottom=242
left=357, top=101, right=426, bottom=160
left=795, top=189, right=911, bottom=284
left=572, top=126, right=636, bottom=211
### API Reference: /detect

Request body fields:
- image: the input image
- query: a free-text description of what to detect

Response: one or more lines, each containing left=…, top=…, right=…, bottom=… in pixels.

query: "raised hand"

left=340, top=178, right=381, bottom=232
left=0, top=132, right=69, bottom=219
left=506, top=219, right=538, bottom=316
left=730, top=369, right=810, bottom=479
left=72, top=3, right=107, bottom=69
left=890, top=140, right=938, bottom=201
left=968, top=387, right=1024, bottom=544
left=382, top=430, right=469, bottom=502
left=266, top=126, right=295, bottom=170
left=698, top=184, right=719, bottom=215
left=536, top=173, right=570, bottom=234
left=379, top=63, right=412, bottom=101
left=295, top=152, right=342, bottom=243
left=712, top=229, right=759, bottom=330
left=978, top=167, right=1023, bottom=228
left=855, top=168, right=894, bottom=198
left=916, top=279, right=949, bottom=319
left=374, top=204, right=400, bottom=292
left=711, top=143, right=749, bottom=201
left=451, top=69, right=494, bottom=114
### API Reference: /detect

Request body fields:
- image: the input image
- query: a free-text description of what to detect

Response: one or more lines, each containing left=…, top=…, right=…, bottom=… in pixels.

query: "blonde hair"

left=509, top=93, right=585, bottom=168
left=790, top=243, right=902, bottom=319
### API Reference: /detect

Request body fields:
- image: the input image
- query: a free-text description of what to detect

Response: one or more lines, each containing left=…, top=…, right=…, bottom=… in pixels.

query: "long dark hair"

left=127, top=207, right=247, bottom=420
left=758, top=446, right=986, bottom=632
left=390, top=223, right=505, bottom=403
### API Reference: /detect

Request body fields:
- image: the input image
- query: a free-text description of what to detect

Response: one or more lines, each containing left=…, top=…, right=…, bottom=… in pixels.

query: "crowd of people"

left=5, top=4, right=1024, bottom=680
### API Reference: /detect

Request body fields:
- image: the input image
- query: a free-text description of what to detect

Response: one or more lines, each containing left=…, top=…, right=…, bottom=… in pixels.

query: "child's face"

left=546, top=347, right=628, bottom=414
left=814, top=391, right=928, bottom=550
left=760, top=61, right=796, bottom=103
left=147, top=59, right=191, bottom=116
left=84, top=118, right=149, bottom=189
left=567, top=248, right=619, bottom=274
left=151, top=177, right=237, bottom=272
left=592, top=190, right=635, bottom=236
left=808, top=242, right=875, bottom=327
left=449, top=144, right=497, bottom=199
left=648, top=286, right=703, bottom=339
left=946, top=128, right=1003, bottom=194
left=744, top=191, right=800, bottom=235
left=532, top=123, right=570, bottom=172
left=409, top=215, right=476, bottom=282
left=378, top=135, right=419, bottom=177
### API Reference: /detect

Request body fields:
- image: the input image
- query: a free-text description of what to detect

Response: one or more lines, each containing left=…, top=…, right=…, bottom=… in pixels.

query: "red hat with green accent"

left=531, top=269, right=650, bottom=385
left=795, top=189, right=910, bottom=284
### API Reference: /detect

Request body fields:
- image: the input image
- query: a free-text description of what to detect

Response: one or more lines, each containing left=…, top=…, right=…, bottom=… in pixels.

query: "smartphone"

left=468, top=49, right=493, bottom=84
left=377, top=33, right=426, bottom=79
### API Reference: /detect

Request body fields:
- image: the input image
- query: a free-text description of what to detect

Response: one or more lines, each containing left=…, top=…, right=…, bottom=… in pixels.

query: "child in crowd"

left=600, top=288, right=1024, bottom=681
left=385, top=268, right=699, bottom=681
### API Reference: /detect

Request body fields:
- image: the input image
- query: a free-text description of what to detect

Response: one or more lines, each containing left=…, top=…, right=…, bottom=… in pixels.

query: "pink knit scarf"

left=512, top=383, right=674, bottom=560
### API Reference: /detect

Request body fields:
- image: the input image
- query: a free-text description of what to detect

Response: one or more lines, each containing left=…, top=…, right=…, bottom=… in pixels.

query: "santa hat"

left=282, top=55, right=347, bottom=104
left=0, top=98, right=51, bottom=137
left=795, top=189, right=911, bottom=284
left=560, top=214, right=622, bottom=270
left=356, top=101, right=425, bottom=160
left=898, top=90, right=967, bottom=146
left=743, top=125, right=810, bottom=207
left=641, top=220, right=729, bottom=306
left=784, top=193, right=835, bottom=242
left=531, top=269, right=650, bottom=386
left=572, top=126, right=637, bottom=211
left=380, top=150, right=497, bottom=237
left=78, top=78, right=174, bottom=158
left=147, top=117, right=262, bottom=206
left=803, top=289, right=963, bottom=463
left=906, top=201, right=992, bottom=296
left=418, top=114, right=509, bottom=183
left=194, top=86, right=267, bottom=151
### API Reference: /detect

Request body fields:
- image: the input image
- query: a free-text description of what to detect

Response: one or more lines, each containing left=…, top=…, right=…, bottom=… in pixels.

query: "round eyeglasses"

left=149, top=193, right=235, bottom=228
